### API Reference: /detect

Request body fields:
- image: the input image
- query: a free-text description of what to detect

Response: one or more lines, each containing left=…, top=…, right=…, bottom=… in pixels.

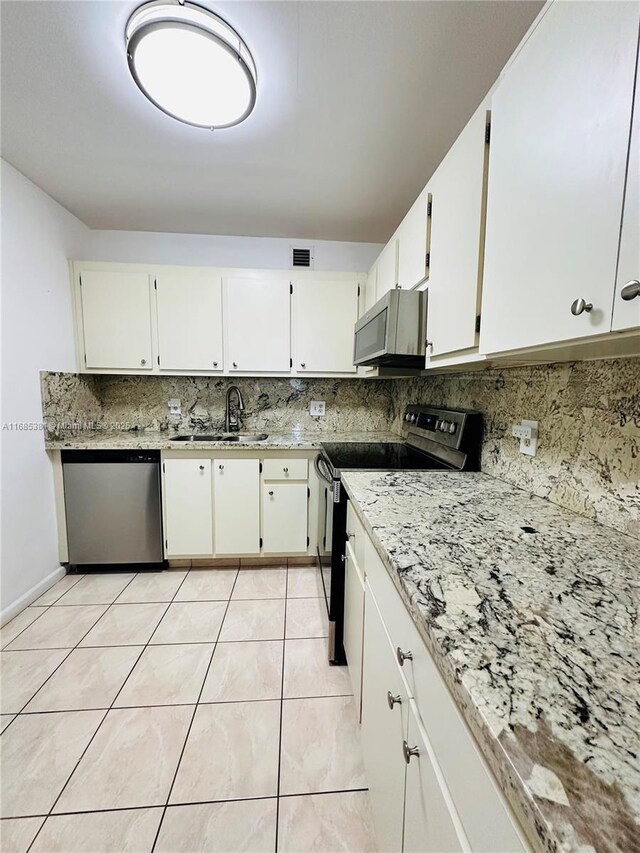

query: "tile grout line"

left=149, top=568, right=242, bottom=852
left=274, top=566, right=290, bottom=853
left=1, top=787, right=371, bottom=824
left=23, top=569, right=192, bottom=852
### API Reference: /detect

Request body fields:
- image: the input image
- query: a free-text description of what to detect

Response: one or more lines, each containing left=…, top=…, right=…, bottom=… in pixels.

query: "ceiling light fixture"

left=125, top=1, right=257, bottom=129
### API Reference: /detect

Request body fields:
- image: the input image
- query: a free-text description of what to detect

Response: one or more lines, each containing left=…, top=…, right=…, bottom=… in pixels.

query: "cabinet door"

left=361, top=588, right=408, bottom=853
left=156, top=272, right=223, bottom=371
left=376, top=239, right=399, bottom=296
left=223, top=278, right=290, bottom=372
left=292, top=279, right=359, bottom=373
left=481, top=1, right=639, bottom=353
left=344, top=543, right=365, bottom=720
left=213, top=458, right=260, bottom=555
left=163, top=459, right=213, bottom=557
left=80, top=270, right=153, bottom=370
left=426, top=102, right=489, bottom=357
left=612, top=55, right=640, bottom=332
left=396, top=189, right=430, bottom=291
left=403, top=700, right=466, bottom=853
left=262, top=482, right=308, bottom=553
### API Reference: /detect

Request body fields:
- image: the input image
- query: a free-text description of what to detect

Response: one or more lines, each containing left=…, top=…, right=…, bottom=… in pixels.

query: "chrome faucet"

left=225, top=385, right=245, bottom=432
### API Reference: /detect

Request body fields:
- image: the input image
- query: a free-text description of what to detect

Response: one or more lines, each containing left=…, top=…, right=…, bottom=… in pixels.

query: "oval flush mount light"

left=125, top=1, right=257, bottom=129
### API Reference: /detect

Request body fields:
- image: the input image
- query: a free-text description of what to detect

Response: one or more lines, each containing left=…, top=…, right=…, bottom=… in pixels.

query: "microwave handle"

left=314, top=453, right=333, bottom=485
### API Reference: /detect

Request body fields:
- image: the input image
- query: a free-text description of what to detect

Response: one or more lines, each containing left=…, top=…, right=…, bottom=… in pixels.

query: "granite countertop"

left=341, top=470, right=640, bottom=853
left=44, top=429, right=402, bottom=451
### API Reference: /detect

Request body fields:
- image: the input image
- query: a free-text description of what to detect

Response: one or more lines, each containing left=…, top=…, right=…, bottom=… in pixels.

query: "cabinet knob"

left=570, top=298, right=593, bottom=316
left=213, top=361, right=218, bottom=367
left=268, top=490, right=274, bottom=496
left=141, top=358, right=147, bottom=365
left=283, top=467, right=289, bottom=473
left=621, top=280, right=640, bottom=301
left=425, top=340, right=433, bottom=351
left=219, top=464, right=224, bottom=470
left=403, top=740, right=420, bottom=764
left=387, top=691, right=402, bottom=710
left=233, top=361, right=238, bottom=368
left=199, top=465, right=205, bottom=471
left=300, top=363, right=306, bottom=368
left=396, top=646, right=413, bottom=666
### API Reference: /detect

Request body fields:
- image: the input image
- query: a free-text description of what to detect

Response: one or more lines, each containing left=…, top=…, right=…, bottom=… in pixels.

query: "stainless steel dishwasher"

left=62, top=449, right=164, bottom=569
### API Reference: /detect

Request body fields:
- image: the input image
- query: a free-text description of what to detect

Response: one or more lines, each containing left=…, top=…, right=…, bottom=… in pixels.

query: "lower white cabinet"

left=163, top=459, right=213, bottom=557
left=361, top=588, right=409, bottom=853
left=213, top=458, right=260, bottom=555
left=343, top=542, right=365, bottom=719
left=352, top=516, right=529, bottom=853
left=262, top=482, right=308, bottom=553
left=403, top=700, right=465, bottom=853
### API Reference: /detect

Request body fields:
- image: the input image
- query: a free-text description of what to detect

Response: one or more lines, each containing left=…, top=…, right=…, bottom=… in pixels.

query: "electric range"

left=315, top=405, right=483, bottom=664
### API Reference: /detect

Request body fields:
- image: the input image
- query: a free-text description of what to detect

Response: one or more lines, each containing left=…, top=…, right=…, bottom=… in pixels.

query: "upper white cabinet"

left=396, top=188, right=431, bottom=291
left=156, top=271, right=223, bottom=371
left=292, top=279, right=359, bottom=373
left=426, top=101, right=490, bottom=359
left=223, top=277, right=291, bottom=373
left=612, top=59, right=640, bottom=333
left=480, top=1, right=640, bottom=354
left=375, top=238, right=399, bottom=298
left=80, top=270, right=153, bottom=370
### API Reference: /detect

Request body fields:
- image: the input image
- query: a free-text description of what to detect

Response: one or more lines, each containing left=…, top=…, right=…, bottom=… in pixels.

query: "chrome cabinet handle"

left=268, top=490, right=274, bottom=496
left=300, top=363, right=306, bottom=368
left=141, top=358, right=147, bottom=365
left=283, top=467, right=289, bottom=473
left=425, top=340, right=433, bottom=351
left=387, top=691, right=402, bottom=710
left=403, top=740, right=420, bottom=764
left=571, top=298, right=593, bottom=315
left=219, top=464, right=224, bottom=470
left=199, top=465, right=205, bottom=471
left=233, top=361, right=238, bottom=368
left=396, top=646, right=413, bottom=666
left=621, top=280, right=640, bottom=301
left=213, top=361, right=218, bottom=367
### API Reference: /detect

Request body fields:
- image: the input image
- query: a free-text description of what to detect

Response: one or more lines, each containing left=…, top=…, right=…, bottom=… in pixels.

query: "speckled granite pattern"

left=41, top=372, right=396, bottom=438
left=342, top=470, right=640, bottom=853
left=44, top=429, right=400, bottom=451
left=393, top=358, right=640, bottom=539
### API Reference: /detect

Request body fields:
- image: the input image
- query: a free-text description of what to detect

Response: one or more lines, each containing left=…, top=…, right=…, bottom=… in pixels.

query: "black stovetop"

left=320, top=441, right=447, bottom=473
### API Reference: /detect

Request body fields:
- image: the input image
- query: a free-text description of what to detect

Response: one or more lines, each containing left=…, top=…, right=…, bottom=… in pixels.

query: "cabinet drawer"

left=261, top=458, right=308, bottom=480
left=364, top=537, right=526, bottom=853
left=346, top=501, right=367, bottom=570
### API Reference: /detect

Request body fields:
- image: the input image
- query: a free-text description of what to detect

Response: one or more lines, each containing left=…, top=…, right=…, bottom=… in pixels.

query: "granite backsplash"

left=41, top=356, right=640, bottom=539
left=393, top=357, right=640, bottom=539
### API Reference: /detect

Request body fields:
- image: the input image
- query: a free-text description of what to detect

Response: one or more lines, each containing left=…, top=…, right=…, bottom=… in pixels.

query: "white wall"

left=1, top=160, right=89, bottom=618
left=83, top=229, right=381, bottom=272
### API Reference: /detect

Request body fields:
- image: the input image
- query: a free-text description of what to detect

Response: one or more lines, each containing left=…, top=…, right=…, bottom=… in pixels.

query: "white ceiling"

left=1, top=0, right=542, bottom=242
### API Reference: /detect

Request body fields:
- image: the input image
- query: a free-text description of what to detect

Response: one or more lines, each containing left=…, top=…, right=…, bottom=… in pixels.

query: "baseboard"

left=0, top=565, right=67, bottom=627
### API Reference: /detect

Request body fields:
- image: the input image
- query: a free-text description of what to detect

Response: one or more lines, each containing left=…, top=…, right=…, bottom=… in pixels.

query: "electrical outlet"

left=310, top=400, right=326, bottom=417
left=512, top=420, right=538, bottom=456
left=168, top=399, right=181, bottom=416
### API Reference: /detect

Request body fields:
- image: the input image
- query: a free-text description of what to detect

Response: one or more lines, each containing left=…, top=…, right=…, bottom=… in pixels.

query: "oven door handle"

left=314, top=453, right=333, bottom=485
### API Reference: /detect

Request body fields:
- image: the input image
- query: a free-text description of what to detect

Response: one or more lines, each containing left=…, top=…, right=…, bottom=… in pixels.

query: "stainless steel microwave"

left=354, top=289, right=426, bottom=368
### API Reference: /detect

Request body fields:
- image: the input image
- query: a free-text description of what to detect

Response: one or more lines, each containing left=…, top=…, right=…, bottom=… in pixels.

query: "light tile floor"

left=0, top=567, right=377, bottom=853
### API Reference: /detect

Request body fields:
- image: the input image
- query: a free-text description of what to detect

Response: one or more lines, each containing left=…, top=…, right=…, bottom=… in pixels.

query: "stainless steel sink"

left=170, top=434, right=223, bottom=442
left=170, top=433, right=268, bottom=443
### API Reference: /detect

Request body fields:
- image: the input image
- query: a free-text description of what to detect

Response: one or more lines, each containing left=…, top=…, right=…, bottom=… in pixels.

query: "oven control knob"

left=448, top=422, right=456, bottom=435
left=410, top=414, right=417, bottom=423
left=439, top=421, right=446, bottom=432
left=405, top=413, right=412, bottom=421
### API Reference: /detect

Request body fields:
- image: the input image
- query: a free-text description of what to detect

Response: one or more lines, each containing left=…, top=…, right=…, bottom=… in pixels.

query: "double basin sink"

left=170, top=433, right=268, bottom=443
